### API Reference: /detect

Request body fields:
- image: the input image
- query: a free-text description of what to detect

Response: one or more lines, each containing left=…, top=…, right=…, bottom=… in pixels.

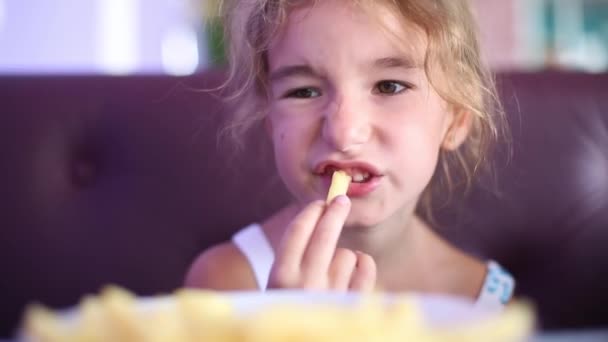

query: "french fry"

left=326, top=170, right=352, bottom=203
left=22, top=304, right=67, bottom=342
left=99, top=286, right=147, bottom=341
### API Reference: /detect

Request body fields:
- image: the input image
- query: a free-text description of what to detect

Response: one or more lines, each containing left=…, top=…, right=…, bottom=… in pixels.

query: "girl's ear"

left=442, top=110, right=472, bottom=150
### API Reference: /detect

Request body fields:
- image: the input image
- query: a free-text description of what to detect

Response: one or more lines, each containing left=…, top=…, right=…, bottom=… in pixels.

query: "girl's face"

left=266, top=0, right=460, bottom=227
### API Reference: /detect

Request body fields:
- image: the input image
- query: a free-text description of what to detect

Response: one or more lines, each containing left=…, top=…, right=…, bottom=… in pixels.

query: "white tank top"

left=232, top=223, right=515, bottom=309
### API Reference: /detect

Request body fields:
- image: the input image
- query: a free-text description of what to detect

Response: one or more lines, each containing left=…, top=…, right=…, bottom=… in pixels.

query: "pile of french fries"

left=22, top=286, right=533, bottom=342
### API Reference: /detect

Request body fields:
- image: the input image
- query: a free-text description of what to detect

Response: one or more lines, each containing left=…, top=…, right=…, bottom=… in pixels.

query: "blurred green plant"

left=203, top=0, right=225, bottom=66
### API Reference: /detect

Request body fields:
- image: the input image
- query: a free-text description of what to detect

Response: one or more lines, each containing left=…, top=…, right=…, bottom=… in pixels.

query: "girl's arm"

left=184, top=242, right=259, bottom=290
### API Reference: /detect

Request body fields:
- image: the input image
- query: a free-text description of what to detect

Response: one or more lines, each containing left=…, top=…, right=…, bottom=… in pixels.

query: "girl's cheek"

left=270, top=119, right=296, bottom=144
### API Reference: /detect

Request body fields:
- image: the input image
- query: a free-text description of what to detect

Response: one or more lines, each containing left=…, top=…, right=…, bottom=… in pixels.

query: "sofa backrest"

left=0, top=70, right=606, bottom=335
left=438, top=72, right=608, bottom=329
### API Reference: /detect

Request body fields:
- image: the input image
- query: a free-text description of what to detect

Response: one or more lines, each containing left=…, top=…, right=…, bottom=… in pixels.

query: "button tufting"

left=72, top=158, right=97, bottom=187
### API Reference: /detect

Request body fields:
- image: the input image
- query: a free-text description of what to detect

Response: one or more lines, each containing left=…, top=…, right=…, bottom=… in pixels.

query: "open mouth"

left=322, top=165, right=373, bottom=183
left=315, top=161, right=383, bottom=197
left=320, top=164, right=377, bottom=183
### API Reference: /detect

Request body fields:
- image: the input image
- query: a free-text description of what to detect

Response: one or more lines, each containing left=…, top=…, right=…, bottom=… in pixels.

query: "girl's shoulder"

left=184, top=206, right=294, bottom=291
left=184, top=240, right=258, bottom=290
left=446, top=248, right=515, bottom=305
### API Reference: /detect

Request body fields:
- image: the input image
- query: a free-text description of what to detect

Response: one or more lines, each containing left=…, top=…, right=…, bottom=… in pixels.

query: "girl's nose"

left=322, top=98, right=372, bottom=153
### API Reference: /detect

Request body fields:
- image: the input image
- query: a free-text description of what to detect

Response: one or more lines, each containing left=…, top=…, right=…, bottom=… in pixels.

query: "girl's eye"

left=375, top=81, right=409, bottom=95
left=284, top=88, right=321, bottom=99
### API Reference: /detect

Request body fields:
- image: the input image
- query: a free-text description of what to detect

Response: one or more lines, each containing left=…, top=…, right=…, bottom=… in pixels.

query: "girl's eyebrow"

left=268, top=56, right=417, bottom=83
left=269, top=64, right=318, bottom=83
left=373, top=56, right=419, bottom=69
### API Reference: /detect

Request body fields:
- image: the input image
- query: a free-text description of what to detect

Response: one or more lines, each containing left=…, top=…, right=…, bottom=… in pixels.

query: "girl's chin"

left=343, top=215, right=384, bottom=229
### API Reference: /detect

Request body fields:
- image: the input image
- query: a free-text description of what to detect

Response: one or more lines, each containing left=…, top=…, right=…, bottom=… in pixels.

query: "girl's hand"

left=267, top=195, right=377, bottom=291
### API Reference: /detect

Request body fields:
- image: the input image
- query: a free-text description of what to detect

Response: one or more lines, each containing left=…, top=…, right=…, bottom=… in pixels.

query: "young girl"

left=186, top=0, right=514, bottom=307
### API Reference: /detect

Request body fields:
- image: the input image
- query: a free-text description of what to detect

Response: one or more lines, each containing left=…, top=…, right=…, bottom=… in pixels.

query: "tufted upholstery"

left=0, top=70, right=607, bottom=336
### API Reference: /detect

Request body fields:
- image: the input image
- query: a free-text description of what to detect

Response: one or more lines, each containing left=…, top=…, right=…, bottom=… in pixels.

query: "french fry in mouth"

left=326, top=170, right=352, bottom=203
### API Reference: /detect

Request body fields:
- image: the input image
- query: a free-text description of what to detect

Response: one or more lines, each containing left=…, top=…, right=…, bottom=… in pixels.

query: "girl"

left=186, top=0, right=513, bottom=307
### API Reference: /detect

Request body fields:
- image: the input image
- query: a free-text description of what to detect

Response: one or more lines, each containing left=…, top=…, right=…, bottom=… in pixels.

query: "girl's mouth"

left=316, top=162, right=383, bottom=197
left=322, top=165, right=373, bottom=183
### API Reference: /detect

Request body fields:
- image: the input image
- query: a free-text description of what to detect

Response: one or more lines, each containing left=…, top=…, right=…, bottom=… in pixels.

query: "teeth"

left=352, top=171, right=370, bottom=183
left=323, top=166, right=372, bottom=182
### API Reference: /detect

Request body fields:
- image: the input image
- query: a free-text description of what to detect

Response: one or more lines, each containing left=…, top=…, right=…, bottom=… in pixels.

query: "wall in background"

left=474, top=0, right=608, bottom=72
left=0, top=0, right=203, bottom=75
left=0, top=0, right=606, bottom=74
left=472, top=0, right=518, bottom=71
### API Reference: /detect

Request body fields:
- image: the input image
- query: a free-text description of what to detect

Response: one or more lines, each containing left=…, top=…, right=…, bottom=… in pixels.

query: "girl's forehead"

left=272, top=0, right=427, bottom=65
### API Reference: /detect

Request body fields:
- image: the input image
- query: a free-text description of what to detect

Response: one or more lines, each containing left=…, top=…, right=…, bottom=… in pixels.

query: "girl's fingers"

left=349, top=252, right=377, bottom=292
left=274, top=200, right=326, bottom=272
left=302, top=195, right=351, bottom=277
left=328, top=248, right=358, bottom=290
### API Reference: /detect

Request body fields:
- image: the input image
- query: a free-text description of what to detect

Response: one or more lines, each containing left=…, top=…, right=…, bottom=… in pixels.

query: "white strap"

left=232, top=224, right=275, bottom=291
left=476, top=261, right=515, bottom=310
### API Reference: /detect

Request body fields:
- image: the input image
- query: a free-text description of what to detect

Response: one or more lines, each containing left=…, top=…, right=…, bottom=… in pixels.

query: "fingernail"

left=334, top=195, right=350, bottom=206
